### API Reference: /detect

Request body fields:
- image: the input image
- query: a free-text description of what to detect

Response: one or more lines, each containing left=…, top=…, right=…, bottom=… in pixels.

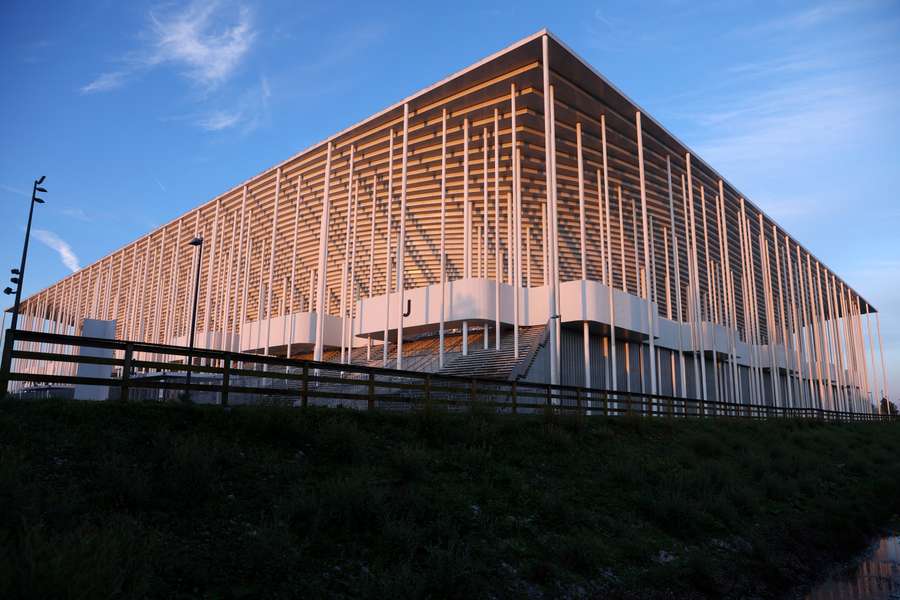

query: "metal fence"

left=0, top=329, right=894, bottom=422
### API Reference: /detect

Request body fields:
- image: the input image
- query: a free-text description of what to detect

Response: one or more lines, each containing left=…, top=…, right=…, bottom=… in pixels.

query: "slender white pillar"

left=874, top=311, right=889, bottom=408
left=347, top=179, right=359, bottom=365
left=383, top=130, right=395, bottom=366
left=286, top=176, right=301, bottom=359
left=667, top=159, right=685, bottom=398
left=313, top=142, right=334, bottom=362
left=396, top=104, right=410, bottom=370
left=439, top=109, right=447, bottom=368
left=635, top=113, right=656, bottom=395
left=462, top=117, right=470, bottom=356
left=685, top=156, right=707, bottom=401
left=511, top=85, right=520, bottom=358
left=367, top=175, right=377, bottom=362
left=264, top=171, right=281, bottom=356
left=482, top=126, right=489, bottom=350
left=542, top=35, right=559, bottom=385
left=494, top=108, right=501, bottom=351
left=601, top=120, right=617, bottom=393
left=340, top=148, right=356, bottom=363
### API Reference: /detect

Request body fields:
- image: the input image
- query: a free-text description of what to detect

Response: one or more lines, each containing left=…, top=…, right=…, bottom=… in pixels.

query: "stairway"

left=437, top=325, right=546, bottom=380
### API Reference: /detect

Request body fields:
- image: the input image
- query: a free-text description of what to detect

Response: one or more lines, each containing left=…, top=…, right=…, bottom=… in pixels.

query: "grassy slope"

left=1, top=400, right=898, bottom=599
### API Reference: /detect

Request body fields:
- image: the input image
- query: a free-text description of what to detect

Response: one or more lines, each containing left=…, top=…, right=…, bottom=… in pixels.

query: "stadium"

left=4, top=30, right=890, bottom=413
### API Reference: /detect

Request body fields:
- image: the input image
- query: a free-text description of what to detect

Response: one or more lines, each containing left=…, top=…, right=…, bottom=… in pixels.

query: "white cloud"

left=80, top=71, right=128, bottom=94
left=192, top=75, right=271, bottom=132
left=33, top=229, right=81, bottom=273
left=81, top=0, right=256, bottom=94
left=60, top=207, right=94, bottom=222
left=147, top=1, right=255, bottom=89
left=0, top=183, right=29, bottom=197
left=736, top=1, right=871, bottom=38
left=197, top=109, right=242, bottom=131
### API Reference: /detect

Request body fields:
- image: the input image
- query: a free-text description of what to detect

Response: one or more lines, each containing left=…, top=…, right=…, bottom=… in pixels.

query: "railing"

left=0, top=329, right=894, bottom=423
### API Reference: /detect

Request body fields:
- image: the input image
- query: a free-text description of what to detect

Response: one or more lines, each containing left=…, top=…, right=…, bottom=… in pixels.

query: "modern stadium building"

left=5, top=30, right=891, bottom=413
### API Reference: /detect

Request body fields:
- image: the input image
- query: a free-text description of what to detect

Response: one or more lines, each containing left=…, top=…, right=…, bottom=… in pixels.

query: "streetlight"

left=183, top=236, right=203, bottom=401
left=1, top=176, right=46, bottom=395
left=6, top=177, right=46, bottom=334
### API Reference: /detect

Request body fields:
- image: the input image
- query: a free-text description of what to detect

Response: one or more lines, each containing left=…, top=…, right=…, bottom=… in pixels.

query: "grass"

left=1, top=399, right=899, bottom=599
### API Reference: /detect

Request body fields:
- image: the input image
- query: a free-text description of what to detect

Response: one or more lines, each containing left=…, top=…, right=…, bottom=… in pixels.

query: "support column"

left=313, top=142, right=334, bottom=362
left=542, top=34, right=559, bottom=385
left=265, top=171, right=281, bottom=356
left=396, top=104, right=410, bottom=370
left=383, top=130, right=395, bottom=366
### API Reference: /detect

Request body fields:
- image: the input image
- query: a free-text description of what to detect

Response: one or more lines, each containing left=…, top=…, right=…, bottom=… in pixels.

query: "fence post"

left=470, top=378, right=477, bottom=411
left=576, top=388, right=582, bottom=416
left=603, top=392, right=609, bottom=417
left=121, top=343, right=133, bottom=402
left=424, top=373, right=431, bottom=408
left=0, top=331, right=14, bottom=398
left=511, top=381, right=518, bottom=414
left=546, top=384, right=552, bottom=410
left=367, top=371, right=375, bottom=411
left=221, top=356, right=231, bottom=406
left=302, top=364, right=309, bottom=409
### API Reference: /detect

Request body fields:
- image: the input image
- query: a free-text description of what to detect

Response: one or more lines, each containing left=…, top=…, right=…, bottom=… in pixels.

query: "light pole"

left=184, top=236, right=203, bottom=401
left=1, top=176, right=46, bottom=396
left=4, top=176, right=47, bottom=333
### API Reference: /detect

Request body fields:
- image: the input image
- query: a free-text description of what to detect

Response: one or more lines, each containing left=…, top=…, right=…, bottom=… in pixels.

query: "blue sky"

left=2, top=0, right=899, bottom=398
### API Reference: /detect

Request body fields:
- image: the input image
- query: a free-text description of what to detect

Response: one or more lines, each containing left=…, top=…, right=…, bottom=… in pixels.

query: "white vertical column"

left=263, top=171, right=280, bottom=356
left=635, top=113, right=656, bottom=396
left=313, top=142, right=334, bottom=362
left=666, top=158, right=685, bottom=397
left=367, top=175, right=377, bottom=362
left=286, top=176, right=302, bottom=359
left=875, top=311, right=889, bottom=408
left=347, top=179, right=359, bottom=365
left=439, top=109, right=447, bottom=368
left=576, top=121, right=591, bottom=389
left=685, top=155, right=706, bottom=401
left=462, top=117, right=470, bottom=356
left=602, top=116, right=618, bottom=393
left=513, top=146, right=523, bottom=359
left=494, top=108, right=501, bottom=351
left=383, top=130, right=394, bottom=366
left=542, top=34, right=559, bottom=385
left=396, top=104, right=410, bottom=370
left=231, top=188, right=247, bottom=351
left=340, top=148, right=356, bottom=363
left=482, top=126, right=489, bottom=349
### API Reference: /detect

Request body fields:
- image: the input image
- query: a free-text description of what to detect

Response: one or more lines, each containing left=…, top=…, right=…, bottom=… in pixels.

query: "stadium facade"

left=6, top=30, right=890, bottom=412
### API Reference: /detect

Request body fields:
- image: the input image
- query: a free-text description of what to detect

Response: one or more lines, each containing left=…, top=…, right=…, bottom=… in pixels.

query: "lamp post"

left=5, top=176, right=47, bottom=333
left=1, top=176, right=46, bottom=396
left=184, top=236, right=203, bottom=400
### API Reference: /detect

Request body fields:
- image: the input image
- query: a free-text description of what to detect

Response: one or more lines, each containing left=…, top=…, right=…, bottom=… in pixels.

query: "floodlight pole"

left=1, top=177, right=45, bottom=396
left=9, top=178, right=46, bottom=335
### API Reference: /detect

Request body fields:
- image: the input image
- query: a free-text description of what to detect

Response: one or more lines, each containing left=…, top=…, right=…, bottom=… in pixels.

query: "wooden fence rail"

left=1, top=329, right=894, bottom=423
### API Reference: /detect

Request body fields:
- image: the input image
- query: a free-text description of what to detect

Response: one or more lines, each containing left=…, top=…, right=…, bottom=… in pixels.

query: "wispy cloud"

left=80, top=71, right=128, bottom=94
left=189, top=75, right=271, bottom=132
left=80, top=0, right=256, bottom=95
left=197, top=109, right=242, bottom=131
left=736, top=0, right=870, bottom=38
left=60, top=207, right=94, bottom=222
left=147, top=1, right=255, bottom=89
left=0, top=183, right=29, bottom=197
left=34, top=229, right=81, bottom=272
left=295, top=22, right=387, bottom=74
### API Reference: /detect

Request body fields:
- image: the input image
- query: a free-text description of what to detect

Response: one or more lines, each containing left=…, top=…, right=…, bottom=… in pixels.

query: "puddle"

left=805, top=533, right=900, bottom=599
